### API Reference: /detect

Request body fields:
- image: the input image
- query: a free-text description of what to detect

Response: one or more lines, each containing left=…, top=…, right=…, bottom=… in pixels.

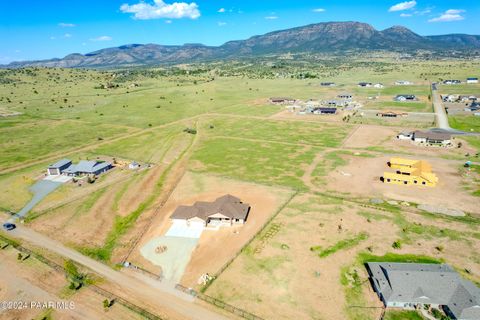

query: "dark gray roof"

left=367, top=262, right=480, bottom=319
left=171, top=195, right=250, bottom=221
left=48, top=158, right=72, bottom=169
left=63, top=160, right=111, bottom=174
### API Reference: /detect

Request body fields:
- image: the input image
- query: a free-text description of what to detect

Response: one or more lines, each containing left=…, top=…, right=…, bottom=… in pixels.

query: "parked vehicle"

left=2, top=223, right=16, bottom=231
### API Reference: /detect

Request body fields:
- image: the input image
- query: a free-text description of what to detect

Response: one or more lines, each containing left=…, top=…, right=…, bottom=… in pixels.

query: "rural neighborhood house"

left=170, top=195, right=250, bottom=228
left=366, top=262, right=480, bottom=319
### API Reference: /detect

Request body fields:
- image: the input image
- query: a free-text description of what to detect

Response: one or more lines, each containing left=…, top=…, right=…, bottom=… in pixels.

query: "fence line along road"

left=176, top=284, right=264, bottom=320
left=6, top=226, right=227, bottom=320
left=0, top=234, right=165, bottom=320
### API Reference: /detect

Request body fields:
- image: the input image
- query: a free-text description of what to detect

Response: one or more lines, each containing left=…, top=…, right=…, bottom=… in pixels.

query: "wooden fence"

left=176, top=284, right=263, bottom=320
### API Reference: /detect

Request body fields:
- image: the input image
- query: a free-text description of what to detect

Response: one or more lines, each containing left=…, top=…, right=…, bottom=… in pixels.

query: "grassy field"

left=449, top=115, right=480, bottom=132
left=369, top=101, right=430, bottom=112
left=190, top=137, right=318, bottom=190
left=1, top=61, right=480, bottom=320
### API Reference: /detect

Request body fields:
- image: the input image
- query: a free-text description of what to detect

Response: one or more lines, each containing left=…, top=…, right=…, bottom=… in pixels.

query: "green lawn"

left=384, top=310, right=425, bottom=320
left=449, top=116, right=480, bottom=133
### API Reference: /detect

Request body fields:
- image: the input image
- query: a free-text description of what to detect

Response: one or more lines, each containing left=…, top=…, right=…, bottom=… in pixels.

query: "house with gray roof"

left=171, top=195, right=250, bottom=228
left=47, top=158, right=72, bottom=176
left=62, top=160, right=112, bottom=176
left=366, top=262, right=480, bottom=320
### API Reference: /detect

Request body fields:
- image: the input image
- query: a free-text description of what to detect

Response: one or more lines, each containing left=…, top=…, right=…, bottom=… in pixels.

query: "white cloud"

left=312, top=8, right=326, bottom=13
left=64, top=33, right=72, bottom=38
left=265, top=15, right=278, bottom=20
left=218, top=21, right=227, bottom=26
left=59, top=22, right=76, bottom=27
left=389, top=1, right=416, bottom=12
left=120, top=0, right=200, bottom=20
left=90, top=36, right=112, bottom=41
left=165, top=19, right=172, bottom=23
left=428, top=9, right=465, bottom=22
left=218, top=8, right=225, bottom=13
left=400, top=13, right=412, bottom=17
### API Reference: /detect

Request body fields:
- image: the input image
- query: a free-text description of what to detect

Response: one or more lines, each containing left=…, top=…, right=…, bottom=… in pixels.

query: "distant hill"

left=4, top=21, right=480, bottom=68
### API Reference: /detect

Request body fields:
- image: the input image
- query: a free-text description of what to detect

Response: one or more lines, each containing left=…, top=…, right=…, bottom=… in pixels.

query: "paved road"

left=6, top=226, right=227, bottom=320
left=431, top=83, right=452, bottom=130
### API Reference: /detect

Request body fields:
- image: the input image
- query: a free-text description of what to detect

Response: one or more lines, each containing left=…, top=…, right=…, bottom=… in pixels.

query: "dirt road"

left=431, top=83, right=451, bottom=130
left=6, top=226, right=227, bottom=320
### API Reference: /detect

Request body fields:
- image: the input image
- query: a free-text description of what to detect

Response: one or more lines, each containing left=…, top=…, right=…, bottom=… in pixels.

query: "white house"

left=467, top=77, right=478, bottom=84
left=395, top=80, right=413, bottom=85
left=373, top=83, right=384, bottom=88
left=397, top=132, right=413, bottom=140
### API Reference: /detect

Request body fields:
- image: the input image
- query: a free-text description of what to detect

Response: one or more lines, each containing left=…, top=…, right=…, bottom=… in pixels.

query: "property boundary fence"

left=201, top=190, right=299, bottom=292
left=175, top=284, right=263, bottom=320
left=0, top=235, right=165, bottom=320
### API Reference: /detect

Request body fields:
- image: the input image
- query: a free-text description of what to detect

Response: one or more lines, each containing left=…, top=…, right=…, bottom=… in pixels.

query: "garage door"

left=165, top=219, right=204, bottom=239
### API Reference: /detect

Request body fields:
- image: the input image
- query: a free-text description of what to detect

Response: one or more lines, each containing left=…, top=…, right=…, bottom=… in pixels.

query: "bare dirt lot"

left=128, top=172, right=294, bottom=287
left=205, top=193, right=480, bottom=320
left=326, top=154, right=479, bottom=213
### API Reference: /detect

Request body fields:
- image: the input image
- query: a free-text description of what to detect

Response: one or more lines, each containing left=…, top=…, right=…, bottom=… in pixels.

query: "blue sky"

left=1, top=0, right=478, bottom=63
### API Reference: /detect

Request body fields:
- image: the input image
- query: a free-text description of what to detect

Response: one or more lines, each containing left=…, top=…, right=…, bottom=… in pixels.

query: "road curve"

left=6, top=226, right=227, bottom=320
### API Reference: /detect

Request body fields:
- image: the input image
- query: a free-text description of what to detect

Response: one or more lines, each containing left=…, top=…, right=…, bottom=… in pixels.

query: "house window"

left=387, top=179, right=391, bottom=182
left=414, top=180, right=417, bottom=184
left=422, top=181, right=426, bottom=185
left=404, top=181, right=408, bottom=184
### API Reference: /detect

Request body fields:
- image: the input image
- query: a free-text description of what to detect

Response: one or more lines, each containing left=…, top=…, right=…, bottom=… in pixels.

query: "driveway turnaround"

left=142, top=221, right=204, bottom=282
left=141, top=236, right=199, bottom=283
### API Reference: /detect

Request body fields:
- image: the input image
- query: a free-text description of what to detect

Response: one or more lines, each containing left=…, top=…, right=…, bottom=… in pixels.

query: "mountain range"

left=5, top=21, right=480, bottom=68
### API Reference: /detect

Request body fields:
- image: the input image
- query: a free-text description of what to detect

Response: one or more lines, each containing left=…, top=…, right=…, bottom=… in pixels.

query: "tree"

left=392, top=240, right=402, bottom=249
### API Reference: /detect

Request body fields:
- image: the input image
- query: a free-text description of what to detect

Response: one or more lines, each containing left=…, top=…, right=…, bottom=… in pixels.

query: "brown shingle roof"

left=171, top=195, right=250, bottom=221
left=414, top=131, right=452, bottom=141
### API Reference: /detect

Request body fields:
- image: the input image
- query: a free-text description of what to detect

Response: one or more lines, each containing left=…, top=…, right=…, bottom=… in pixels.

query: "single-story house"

left=395, top=94, right=417, bottom=102
left=170, top=195, right=250, bottom=228
left=376, top=111, right=408, bottom=118
left=313, top=107, right=337, bottom=115
left=443, top=94, right=458, bottom=103
left=366, top=262, right=480, bottom=320
left=467, top=77, right=478, bottom=84
left=395, top=80, right=413, bottom=85
left=63, top=160, right=112, bottom=176
left=465, top=103, right=480, bottom=112
left=413, top=131, right=452, bottom=146
left=443, top=80, right=461, bottom=85
left=373, top=83, right=384, bottom=88
left=358, top=82, right=372, bottom=87
left=397, top=132, right=413, bottom=140
left=129, top=161, right=140, bottom=170
left=269, top=97, right=296, bottom=105
left=338, top=93, right=353, bottom=100
left=47, top=158, right=72, bottom=176
left=462, top=95, right=477, bottom=101
left=320, top=82, right=335, bottom=87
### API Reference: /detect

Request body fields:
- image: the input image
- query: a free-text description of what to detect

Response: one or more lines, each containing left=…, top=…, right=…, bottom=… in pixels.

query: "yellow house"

left=382, top=157, right=438, bottom=187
